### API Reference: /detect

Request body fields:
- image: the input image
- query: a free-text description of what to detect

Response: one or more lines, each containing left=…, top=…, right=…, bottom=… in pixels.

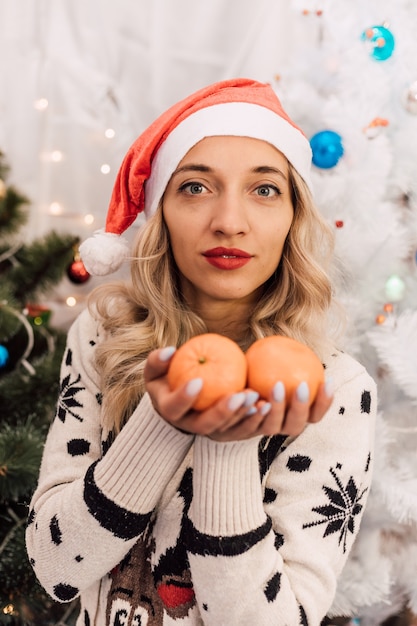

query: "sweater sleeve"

left=186, top=351, right=377, bottom=626
left=25, top=308, right=194, bottom=603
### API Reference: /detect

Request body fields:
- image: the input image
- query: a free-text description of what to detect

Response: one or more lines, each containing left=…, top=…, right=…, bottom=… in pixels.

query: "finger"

left=253, top=381, right=286, bottom=436
left=156, top=377, right=204, bottom=423
left=161, top=381, right=255, bottom=435
left=239, top=401, right=272, bottom=435
left=280, top=381, right=311, bottom=437
left=210, top=406, right=265, bottom=441
left=307, top=378, right=334, bottom=423
left=156, top=383, right=250, bottom=435
left=184, top=390, right=259, bottom=438
left=191, top=391, right=248, bottom=435
left=208, top=394, right=280, bottom=441
left=144, top=346, right=176, bottom=383
left=217, top=390, right=260, bottom=432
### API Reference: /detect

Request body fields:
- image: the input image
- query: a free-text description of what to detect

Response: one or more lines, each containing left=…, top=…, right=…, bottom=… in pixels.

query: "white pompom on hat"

left=79, top=78, right=312, bottom=276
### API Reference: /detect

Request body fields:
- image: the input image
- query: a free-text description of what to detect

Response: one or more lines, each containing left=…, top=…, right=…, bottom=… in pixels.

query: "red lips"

left=202, top=247, right=252, bottom=270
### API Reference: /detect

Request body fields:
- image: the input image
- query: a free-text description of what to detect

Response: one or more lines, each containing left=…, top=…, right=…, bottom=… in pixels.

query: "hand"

left=210, top=379, right=334, bottom=443
left=144, top=347, right=334, bottom=441
left=144, top=347, right=259, bottom=435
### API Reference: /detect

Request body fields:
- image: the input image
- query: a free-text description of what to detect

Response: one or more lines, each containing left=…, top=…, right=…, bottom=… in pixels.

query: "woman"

left=26, top=78, right=376, bottom=626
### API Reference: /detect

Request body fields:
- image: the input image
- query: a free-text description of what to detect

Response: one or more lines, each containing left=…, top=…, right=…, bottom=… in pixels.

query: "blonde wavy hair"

left=90, top=163, right=345, bottom=432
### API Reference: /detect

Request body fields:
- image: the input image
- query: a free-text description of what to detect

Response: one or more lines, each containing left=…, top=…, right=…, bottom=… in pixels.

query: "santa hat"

left=80, top=77, right=312, bottom=276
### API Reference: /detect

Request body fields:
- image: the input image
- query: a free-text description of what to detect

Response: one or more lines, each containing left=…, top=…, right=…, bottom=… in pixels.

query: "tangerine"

left=167, top=333, right=247, bottom=411
left=246, top=336, right=324, bottom=405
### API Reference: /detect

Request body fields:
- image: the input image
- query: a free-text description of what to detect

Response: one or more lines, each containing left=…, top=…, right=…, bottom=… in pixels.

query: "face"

left=162, top=136, right=294, bottom=312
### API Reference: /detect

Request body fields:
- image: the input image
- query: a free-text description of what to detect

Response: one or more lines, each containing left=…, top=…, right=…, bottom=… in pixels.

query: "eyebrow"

left=172, top=164, right=211, bottom=176
left=172, top=163, right=288, bottom=180
left=253, top=165, right=288, bottom=180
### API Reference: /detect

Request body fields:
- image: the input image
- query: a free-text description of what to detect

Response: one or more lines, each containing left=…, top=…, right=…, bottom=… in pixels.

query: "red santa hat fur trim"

left=80, top=78, right=312, bottom=276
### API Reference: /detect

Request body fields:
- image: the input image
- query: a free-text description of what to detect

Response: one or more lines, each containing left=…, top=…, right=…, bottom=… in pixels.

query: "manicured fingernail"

left=296, top=381, right=310, bottom=403
left=185, top=378, right=203, bottom=396
left=272, top=381, right=285, bottom=403
left=228, top=392, right=246, bottom=412
left=244, top=391, right=259, bottom=407
left=159, top=346, right=176, bottom=361
left=260, top=402, right=272, bottom=416
left=324, top=377, right=334, bottom=398
left=245, top=406, right=258, bottom=417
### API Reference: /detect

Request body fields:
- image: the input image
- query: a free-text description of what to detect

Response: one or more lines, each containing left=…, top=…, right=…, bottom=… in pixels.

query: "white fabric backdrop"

left=0, top=0, right=306, bottom=240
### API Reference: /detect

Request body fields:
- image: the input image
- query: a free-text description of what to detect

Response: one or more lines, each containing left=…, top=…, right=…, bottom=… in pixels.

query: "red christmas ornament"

left=67, top=259, right=90, bottom=284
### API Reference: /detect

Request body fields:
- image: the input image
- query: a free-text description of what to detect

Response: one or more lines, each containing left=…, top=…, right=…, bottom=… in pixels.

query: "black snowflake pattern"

left=302, top=463, right=368, bottom=553
left=57, top=372, right=85, bottom=422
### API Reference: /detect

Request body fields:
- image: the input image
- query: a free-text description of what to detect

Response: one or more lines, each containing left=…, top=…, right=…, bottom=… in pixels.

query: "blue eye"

left=180, top=182, right=205, bottom=195
left=256, top=185, right=281, bottom=197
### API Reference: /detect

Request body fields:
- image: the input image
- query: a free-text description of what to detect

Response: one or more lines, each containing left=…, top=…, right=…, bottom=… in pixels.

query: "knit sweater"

left=26, top=307, right=377, bottom=626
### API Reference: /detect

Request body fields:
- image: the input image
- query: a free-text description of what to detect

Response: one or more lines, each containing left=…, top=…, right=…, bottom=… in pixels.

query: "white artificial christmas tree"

left=275, top=2, right=417, bottom=624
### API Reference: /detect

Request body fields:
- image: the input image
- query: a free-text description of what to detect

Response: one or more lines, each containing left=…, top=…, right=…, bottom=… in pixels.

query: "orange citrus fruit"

left=246, top=336, right=324, bottom=405
left=167, top=333, right=247, bottom=411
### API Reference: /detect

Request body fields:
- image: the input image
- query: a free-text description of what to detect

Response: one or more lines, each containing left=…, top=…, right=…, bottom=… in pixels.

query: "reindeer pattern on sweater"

left=26, top=308, right=377, bottom=626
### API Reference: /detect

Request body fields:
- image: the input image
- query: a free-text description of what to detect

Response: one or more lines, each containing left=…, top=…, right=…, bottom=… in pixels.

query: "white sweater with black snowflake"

left=26, top=308, right=377, bottom=626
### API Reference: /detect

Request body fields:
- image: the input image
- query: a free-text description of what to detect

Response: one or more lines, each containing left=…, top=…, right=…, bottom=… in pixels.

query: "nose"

left=210, top=189, right=249, bottom=236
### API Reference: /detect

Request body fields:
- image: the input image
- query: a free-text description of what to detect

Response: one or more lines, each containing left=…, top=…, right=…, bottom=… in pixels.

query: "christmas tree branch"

left=0, top=507, right=26, bottom=556
left=0, top=186, right=29, bottom=233
left=9, top=231, right=80, bottom=304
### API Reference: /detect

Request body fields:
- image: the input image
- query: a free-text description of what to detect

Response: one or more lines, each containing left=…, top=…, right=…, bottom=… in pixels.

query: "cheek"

left=164, top=210, right=205, bottom=252
left=164, top=212, right=185, bottom=246
left=166, top=225, right=195, bottom=269
left=267, top=219, right=292, bottom=251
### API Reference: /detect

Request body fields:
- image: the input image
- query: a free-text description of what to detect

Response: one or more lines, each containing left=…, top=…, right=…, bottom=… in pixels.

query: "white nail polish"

left=296, top=381, right=310, bottom=403
left=185, top=378, right=203, bottom=396
left=324, top=377, right=334, bottom=398
left=228, top=392, right=246, bottom=411
left=260, top=402, right=272, bottom=416
left=245, top=406, right=258, bottom=417
left=272, top=381, right=285, bottom=403
left=159, top=346, right=176, bottom=361
left=244, top=391, right=260, bottom=407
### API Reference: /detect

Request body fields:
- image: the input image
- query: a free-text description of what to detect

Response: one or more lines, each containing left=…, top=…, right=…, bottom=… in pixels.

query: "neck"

left=193, top=299, right=256, bottom=343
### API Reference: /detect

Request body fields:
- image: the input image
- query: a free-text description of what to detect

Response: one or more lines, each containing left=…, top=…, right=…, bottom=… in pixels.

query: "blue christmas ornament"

left=0, top=344, right=10, bottom=368
left=361, top=25, right=395, bottom=61
left=310, top=130, right=344, bottom=169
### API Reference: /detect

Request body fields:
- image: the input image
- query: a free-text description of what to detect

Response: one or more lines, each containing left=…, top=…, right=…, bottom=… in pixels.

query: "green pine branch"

left=0, top=151, right=29, bottom=236
left=0, top=286, right=20, bottom=338
left=0, top=330, right=66, bottom=425
left=0, top=186, right=30, bottom=234
left=0, top=422, right=45, bottom=502
left=0, top=149, right=82, bottom=625
left=8, top=231, right=80, bottom=304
